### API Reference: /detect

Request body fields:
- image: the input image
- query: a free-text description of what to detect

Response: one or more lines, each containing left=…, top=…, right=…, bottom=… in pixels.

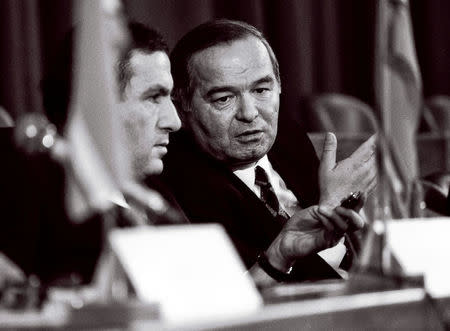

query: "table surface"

left=1, top=274, right=449, bottom=330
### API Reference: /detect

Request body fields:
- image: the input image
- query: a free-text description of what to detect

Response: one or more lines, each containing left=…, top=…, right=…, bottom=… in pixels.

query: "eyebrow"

left=205, top=75, right=275, bottom=98
left=251, top=76, right=275, bottom=87
left=140, top=85, right=171, bottom=99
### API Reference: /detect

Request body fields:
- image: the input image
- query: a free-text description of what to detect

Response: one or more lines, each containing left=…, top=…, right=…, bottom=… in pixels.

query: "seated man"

left=161, top=19, right=376, bottom=283
left=0, top=21, right=183, bottom=287
left=116, top=22, right=185, bottom=225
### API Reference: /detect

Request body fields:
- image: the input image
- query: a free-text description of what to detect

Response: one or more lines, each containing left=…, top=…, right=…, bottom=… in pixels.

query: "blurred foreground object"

left=420, top=172, right=450, bottom=216
left=64, top=0, right=130, bottom=222
left=13, top=112, right=60, bottom=157
left=109, top=224, right=262, bottom=325
left=375, top=0, right=423, bottom=219
left=0, top=106, right=14, bottom=128
left=1, top=117, right=103, bottom=285
left=386, top=218, right=450, bottom=297
left=0, top=252, right=26, bottom=290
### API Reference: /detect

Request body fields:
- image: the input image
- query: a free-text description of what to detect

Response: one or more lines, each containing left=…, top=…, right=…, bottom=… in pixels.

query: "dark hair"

left=117, top=22, right=169, bottom=97
left=42, top=22, right=168, bottom=131
left=170, top=19, right=280, bottom=110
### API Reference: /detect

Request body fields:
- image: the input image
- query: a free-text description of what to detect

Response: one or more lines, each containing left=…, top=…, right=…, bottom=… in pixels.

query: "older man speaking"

left=161, top=20, right=376, bottom=283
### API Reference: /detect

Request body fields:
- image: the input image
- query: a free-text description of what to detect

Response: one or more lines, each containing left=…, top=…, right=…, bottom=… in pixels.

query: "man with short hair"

left=115, top=22, right=185, bottom=225
left=162, top=20, right=376, bottom=283
left=0, top=22, right=183, bottom=286
left=118, top=22, right=181, bottom=179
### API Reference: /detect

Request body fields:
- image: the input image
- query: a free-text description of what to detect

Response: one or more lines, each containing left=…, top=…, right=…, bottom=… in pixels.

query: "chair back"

left=306, top=93, right=378, bottom=160
left=308, top=93, right=378, bottom=133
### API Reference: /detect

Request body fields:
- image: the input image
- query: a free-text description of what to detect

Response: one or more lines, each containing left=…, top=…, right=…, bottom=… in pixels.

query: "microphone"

left=13, top=112, right=68, bottom=163
left=13, top=113, right=186, bottom=226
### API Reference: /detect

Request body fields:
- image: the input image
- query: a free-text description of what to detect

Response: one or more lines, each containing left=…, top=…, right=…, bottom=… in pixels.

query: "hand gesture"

left=265, top=205, right=364, bottom=272
left=319, top=133, right=377, bottom=209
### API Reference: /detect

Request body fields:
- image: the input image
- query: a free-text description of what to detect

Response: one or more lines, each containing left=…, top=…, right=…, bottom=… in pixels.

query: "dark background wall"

left=0, top=0, right=449, bottom=127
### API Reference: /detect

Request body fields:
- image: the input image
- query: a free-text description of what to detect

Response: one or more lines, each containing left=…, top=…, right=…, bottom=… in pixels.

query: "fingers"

left=343, top=147, right=377, bottom=196
left=319, top=133, right=377, bottom=210
left=350, top=134, right=377, bottom=161
left=335, top=206, right=365, bottom=231
left=315, top=206, right=336, bottom=231
left=354, top=160, right=377, bottom=196
left=318, top=205, right=365, bottom=235
left=319, top=132, right=337, bottom=173
left=318, top=206, right=348, bottom=232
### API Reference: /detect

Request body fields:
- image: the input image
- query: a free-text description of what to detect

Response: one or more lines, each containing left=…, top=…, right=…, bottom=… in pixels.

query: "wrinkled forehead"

left=189, top=36, right=276, bottom=88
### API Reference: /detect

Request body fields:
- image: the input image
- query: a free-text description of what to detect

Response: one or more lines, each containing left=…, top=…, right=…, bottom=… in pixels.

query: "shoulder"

left=161, top=130, right=247, bottom=221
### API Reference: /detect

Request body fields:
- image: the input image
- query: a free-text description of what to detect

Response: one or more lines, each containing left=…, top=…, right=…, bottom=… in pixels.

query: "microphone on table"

left=13, top=112, right=186, bottom=226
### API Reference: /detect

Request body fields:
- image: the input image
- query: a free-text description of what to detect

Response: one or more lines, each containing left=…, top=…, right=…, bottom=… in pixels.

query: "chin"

left=237, top=146, right=270, bottom=162
left=145, top=159, right=164, bottom=175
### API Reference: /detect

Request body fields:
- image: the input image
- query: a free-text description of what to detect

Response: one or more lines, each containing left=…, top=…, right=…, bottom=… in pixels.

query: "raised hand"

left=319, top=132, right=377, bottom=209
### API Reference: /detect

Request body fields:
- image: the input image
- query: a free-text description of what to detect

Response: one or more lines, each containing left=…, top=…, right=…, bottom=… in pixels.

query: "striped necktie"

left=255, top=165, right=290, bottom=221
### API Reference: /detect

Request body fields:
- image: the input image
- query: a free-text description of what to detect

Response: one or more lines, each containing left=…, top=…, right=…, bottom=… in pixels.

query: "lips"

left=235, top=130, right=264, bottom=142
left=236, top=129, right=262, bottom=137
left=153, top=138, right=169, bottom=156
left=154, top=137, right=169, bottom=147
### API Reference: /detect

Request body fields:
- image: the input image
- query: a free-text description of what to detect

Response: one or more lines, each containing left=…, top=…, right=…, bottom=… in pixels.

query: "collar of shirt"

left=233, top=156, right=347, bottom=272
left=233, top=155, right=298, bottom=215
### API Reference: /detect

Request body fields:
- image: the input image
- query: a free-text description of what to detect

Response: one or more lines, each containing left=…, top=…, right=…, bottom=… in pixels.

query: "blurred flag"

left=65, top=0, right=131, bottom=221
left=375, top=0, right=423, bottom=217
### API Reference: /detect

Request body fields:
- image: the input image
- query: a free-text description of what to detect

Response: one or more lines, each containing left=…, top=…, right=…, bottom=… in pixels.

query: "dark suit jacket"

left=0, top=128, right=189, bottom=285
left=161, top=125, right=342, bottom=281
left=0, top=128, right=102, bottom=284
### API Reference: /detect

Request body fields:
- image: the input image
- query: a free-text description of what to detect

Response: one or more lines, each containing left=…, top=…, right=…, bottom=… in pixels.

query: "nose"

left=236, top=94, right=258, bottom=123
left=158, top=99, right=181, bottom=132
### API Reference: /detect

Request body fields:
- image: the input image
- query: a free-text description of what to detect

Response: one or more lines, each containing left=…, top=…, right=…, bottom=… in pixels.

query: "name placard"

left=387, top=217, right=450, bottom=297
left=109, top=224, right=262, bottom=324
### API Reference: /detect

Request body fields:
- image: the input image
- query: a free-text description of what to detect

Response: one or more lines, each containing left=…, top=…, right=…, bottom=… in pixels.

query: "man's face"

left=187, top=36, right=280, bottom=169
left=121, top=50, right=181, bottom=177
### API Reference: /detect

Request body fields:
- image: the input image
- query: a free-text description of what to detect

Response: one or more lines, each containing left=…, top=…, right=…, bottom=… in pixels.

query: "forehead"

left=128, top=50, right=172, bottom=91
left=190, top=36, right=275, bottom=89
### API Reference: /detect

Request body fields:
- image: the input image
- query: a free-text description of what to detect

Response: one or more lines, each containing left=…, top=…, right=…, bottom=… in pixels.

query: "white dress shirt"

left=233, top=156, right=347, bottom=274
left=233, top=155, right=299, bottom=216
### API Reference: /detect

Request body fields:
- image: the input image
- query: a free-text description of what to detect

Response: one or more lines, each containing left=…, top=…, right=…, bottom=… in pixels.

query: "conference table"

left=2, top=273, right=449, bottom=330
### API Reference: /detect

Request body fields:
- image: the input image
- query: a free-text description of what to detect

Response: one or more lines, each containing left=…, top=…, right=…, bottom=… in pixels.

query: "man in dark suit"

left=0, top=22, right=184, bottom=288
left=161, top=20, right=376, bottom=284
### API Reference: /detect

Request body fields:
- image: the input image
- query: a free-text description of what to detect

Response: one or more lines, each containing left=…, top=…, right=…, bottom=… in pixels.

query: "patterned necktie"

left=255, top=165, right=290, bottom=221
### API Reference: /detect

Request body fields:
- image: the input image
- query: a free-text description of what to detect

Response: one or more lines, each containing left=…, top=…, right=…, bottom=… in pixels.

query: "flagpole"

left=357, top=0, right=393, bottom=276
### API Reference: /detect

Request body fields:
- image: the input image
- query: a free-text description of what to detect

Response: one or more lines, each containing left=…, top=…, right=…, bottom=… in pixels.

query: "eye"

left=212, top=94, right=235, bottom=108
left=146, top=94, right=162, bottom=103
left=215, top=96, right=231, bottom=103
left=253, top=87, right=271, bottom=96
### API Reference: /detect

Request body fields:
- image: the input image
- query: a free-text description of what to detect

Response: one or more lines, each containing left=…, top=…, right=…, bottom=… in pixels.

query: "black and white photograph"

left=0, top=0, right=449, bottom=329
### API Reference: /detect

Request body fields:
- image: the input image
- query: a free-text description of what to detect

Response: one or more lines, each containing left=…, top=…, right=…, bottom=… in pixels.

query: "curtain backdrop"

left=0, top=0, right=73, bottom=120
left=1, top=0, right=449, bottom=127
